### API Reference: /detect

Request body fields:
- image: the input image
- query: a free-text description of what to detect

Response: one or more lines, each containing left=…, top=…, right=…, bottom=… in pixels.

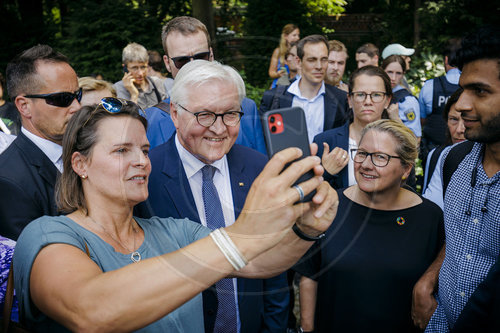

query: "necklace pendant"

left=131, top=251, right=141, bottom=263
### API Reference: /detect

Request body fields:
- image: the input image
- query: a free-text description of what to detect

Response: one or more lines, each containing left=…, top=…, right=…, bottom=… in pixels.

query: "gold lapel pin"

left=239, top=182, right=244, bottom=187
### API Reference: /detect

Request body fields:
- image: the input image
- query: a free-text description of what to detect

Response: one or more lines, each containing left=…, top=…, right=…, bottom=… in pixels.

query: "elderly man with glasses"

left=0, top=45, right=81, bottom=240
left=136, top=59, right=289, bottom=333
left=144, top=16, right=266, bottom=154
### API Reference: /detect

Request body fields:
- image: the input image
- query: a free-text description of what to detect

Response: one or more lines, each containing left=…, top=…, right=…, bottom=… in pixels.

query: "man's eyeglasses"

left=350, top=91, right=387, bottom=103
left=177, top=104, right=243, bottom=127
left=169, top=52, right=211, bottom=69
left=25, top=88, right=82, bottom=107
left=350, top=149, right=401, bottom=167
left=82, top=97, right=145, bottom=128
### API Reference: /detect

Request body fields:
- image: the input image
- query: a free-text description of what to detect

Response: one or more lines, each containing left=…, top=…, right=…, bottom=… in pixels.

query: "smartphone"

left=261, top=107, right=315, bottom=202
left=123, top=65, right=129, bottom=73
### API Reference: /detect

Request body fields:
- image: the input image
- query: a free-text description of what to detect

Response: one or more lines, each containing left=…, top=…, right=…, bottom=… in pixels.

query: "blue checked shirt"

left=426, top=142, right=500, bottom=332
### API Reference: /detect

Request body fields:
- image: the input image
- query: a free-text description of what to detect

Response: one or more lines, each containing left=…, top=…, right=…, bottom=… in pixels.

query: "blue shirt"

left=425, top=142, right=500, bottom=331
left=419, top=68, right=461, bottom=118
left=393, top=85, right=421, bottom=137
left=14, top=215, right=211, bottom=332
left=145, top=98, right=267, bottom=154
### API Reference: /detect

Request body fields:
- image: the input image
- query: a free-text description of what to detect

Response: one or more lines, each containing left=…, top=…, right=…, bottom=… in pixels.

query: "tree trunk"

left=192, top=0, right=215, bottom=41
left=413, top=0, right=421, bottom=48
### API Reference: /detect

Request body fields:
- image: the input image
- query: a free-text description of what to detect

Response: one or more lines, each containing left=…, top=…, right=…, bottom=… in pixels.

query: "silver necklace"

left=87, top=215, right=141, bottom=263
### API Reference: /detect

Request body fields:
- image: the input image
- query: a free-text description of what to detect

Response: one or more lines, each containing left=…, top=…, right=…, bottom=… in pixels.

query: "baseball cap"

left=382, top=44, right=415, bottom=59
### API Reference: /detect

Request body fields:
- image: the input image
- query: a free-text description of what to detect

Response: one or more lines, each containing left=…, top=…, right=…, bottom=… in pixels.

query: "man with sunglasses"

left=144, top=16, right=267, bottom=155
left=0, top=45, right=81, bottom=240
left=136, top=60, right=289, bottom=333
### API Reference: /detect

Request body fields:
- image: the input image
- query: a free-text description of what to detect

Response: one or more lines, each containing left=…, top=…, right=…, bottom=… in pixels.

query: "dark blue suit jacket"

left=0, top=132, right=60, bottom=240
left=313, top=122, right=350, bottom=189
left=259, top=83, right=348, bottom=131
left=145, top=97, right=267, bottom=154
left=136, top=137, right=289, bottom=333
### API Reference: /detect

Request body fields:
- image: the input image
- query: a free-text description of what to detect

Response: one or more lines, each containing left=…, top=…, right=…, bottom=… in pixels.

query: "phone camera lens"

left=270, top=116, right=275, bottom=123
left=271, top=126, right=277, bottom=133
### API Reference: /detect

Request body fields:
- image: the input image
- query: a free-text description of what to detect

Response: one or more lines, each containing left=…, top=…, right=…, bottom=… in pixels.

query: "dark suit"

left=0, top=132, right=60, bottom=240
left=259, top=82, right=349, bottom=131
left=136, top=137, right=289, bottom=333
left=313, top=122, right=350, bottom=189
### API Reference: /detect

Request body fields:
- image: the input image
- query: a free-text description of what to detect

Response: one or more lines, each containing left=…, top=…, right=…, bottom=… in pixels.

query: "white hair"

left=170, top=60, right=246, bottom=107
left=122, top=42, right=148, bottom=64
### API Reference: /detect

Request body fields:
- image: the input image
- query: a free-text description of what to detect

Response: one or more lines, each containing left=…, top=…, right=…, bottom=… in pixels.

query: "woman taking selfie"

left=313, top=65, right=400, bottom=189
left=296, top=120, right=444, bottom=332
left=12, top=97, right=338, bottom=331
left=268, top=23, right=300, bottom=88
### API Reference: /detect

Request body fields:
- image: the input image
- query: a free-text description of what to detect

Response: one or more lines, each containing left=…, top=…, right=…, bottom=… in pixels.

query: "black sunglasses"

left=169, top=51, right=210, bottom=69
left=82, top=97, right=146, bottom=128
left=25, top=88, right=82, bottom=107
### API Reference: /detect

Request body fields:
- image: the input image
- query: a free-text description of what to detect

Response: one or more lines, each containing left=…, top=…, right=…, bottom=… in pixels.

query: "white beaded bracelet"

left=210, top=228, right=248, bottom=271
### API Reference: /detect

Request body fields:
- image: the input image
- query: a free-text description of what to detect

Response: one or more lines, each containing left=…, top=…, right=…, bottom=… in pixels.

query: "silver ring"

left=293, top=185, right=305, bottom=201
left=342, top=154, right=347, bottom=159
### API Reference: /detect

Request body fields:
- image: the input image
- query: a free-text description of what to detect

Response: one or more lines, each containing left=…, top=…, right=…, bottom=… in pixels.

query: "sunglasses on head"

left=25, top=88, right=82, bottom=107
left=82, top=97, right=146, bottom=128
left=169, top=51, right=210, bottom=69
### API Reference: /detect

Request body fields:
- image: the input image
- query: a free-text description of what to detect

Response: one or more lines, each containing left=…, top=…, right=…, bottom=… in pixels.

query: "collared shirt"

left=419, top=68, right=461, bottom=118
left=175, top=135, right=241, bottom=332
left=288, top=79, right=325, bottom=143
left=393, top=85, right=422, bottom=137
left=347, top=136, right=357, bottom=186
left=21, top=127, right=63, bottom=172
left=426, top=142, right=500, bottom=332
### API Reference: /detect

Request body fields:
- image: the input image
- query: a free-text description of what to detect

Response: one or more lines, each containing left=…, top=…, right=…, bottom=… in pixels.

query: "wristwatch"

left=298, top=327, right=315, bottom=333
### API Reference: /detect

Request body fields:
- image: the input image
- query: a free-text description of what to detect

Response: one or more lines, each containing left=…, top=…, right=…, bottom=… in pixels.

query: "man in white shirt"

left=0, top=45, right=81, bottom=240
left=260, top=35, right=348, bottom=143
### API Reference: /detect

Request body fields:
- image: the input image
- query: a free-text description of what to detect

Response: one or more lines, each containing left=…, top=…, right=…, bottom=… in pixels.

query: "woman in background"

left=382, top=55, right=422, bottom=141
left=268, top=24, right=300, bottom=88
left=314, top=65, right=400, bottom=189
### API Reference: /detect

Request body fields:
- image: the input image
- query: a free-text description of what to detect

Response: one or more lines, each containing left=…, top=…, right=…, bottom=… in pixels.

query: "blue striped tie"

left=202, top=165, right=238, bottom=333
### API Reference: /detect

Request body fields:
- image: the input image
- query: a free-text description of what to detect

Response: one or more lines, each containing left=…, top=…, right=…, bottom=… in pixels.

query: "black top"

left=294, top=189, right=444, bottom=333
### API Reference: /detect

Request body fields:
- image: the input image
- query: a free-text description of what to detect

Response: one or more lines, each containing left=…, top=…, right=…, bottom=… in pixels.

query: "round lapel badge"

left=396, top=216, right=405, bottom=226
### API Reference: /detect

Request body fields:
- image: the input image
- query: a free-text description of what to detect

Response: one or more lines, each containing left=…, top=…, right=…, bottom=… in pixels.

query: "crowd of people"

left=0, top=15, right=498, bottom=333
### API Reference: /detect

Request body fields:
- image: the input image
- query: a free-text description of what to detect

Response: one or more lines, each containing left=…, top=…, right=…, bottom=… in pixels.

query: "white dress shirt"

left=175, top=134, right=241, bottom=331
left=287, top=79, right=326, bottom=143
left=22, top=127, right=63, bottom=172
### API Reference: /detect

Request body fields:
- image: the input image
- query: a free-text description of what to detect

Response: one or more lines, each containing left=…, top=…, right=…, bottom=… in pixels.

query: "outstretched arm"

left=26, top=148, right=337, bottom=331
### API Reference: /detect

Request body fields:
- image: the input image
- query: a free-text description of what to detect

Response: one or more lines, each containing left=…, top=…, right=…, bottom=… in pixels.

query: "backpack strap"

left=425, top=145, right=447, bottom=188
left=271, top=84, right=288, bottom=110
left=148, top=77, right=163, bottom=103
left=442, top=141, right=475, bottom=197
left=153, top=101, right=170, bottom=114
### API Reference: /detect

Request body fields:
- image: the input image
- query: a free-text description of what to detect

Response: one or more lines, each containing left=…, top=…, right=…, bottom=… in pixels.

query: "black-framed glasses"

left=350, top=149, right=401, bottom=167
left=350, top=91, right=387, bottom=103
left=177, top=104, right=243, bottom=127
left=82, top=97, right=145, bottom=128
left=25, top=88, right=82, bottom=107
left=169, top=51, right=210, bottom=69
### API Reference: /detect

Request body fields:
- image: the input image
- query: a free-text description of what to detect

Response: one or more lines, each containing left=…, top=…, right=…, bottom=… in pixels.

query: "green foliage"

left=406, top=51, right=445, bottom=95
left=242, top=0, right=346, bottom=86
left=303, top=0, right=347, bottom=17
left=239, top=70, right=267, bottom=106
